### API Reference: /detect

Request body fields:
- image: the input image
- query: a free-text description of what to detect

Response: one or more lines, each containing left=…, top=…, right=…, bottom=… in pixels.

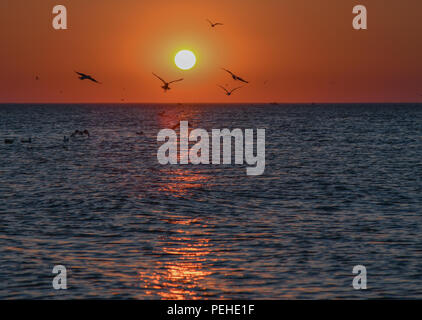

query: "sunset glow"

left=0, top=0, right=421, bottom=103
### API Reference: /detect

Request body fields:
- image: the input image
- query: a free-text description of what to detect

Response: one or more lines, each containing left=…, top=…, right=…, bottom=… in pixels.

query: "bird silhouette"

left=152, top=73, right=183, bottom=92
left=218, top=85, right=244, bottom=96
left=206, top=19, right=223, bottom=28
left=221, top=68, right=249, bottom=83
left=70, top=129, right=90, bottom=138
left=75, top=71, right=102, bottom=84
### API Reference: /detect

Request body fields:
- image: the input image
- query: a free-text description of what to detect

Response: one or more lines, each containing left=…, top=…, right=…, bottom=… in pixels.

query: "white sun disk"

left=175, top=50, right=196, bottom=70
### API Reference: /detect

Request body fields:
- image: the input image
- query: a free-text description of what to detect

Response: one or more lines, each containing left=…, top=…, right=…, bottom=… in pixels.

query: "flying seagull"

left=75, top=71, right=102, bottom=84
left=206, top=19, right=223, bottom=28
left=221, top=68, right=249, bottom=83
left=218, top=85, right=244, bottom=96
left=152, top=73, right=183, bottom=92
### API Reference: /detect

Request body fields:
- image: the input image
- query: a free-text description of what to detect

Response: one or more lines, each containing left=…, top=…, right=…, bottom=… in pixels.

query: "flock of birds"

left=6, top=18, right=254, bottom=145
left=151, top=68, right=248, bottom=96
left=55, top=18, right=250, bottom=97
left=31, top=17, right=422, bottom=103
left=4, top=129, right=91, bottom=145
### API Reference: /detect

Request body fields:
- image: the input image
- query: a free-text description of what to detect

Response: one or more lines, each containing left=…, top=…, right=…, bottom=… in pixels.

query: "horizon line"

left=1, top=101, right=422, bottom=105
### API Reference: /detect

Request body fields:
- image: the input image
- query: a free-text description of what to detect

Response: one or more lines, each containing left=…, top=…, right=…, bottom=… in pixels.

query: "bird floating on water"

left=71, top=130, right=90, bottom=138
left=75, top=71, right=102, bottom=84
left=218, top=85, right=244, bottom=96
left=152, top=73, right=183, bottom=92
left=206, top=19, right=223, bottom=28
left=4, top=138, right=14, bottom=144
left=221, top=68, right=249, bottom=83
left=21, top=137, right=32, bottom=143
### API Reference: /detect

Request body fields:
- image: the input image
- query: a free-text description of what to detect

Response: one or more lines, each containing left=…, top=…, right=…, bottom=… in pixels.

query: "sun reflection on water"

left=138, top=221, right=216, bottom=300
left=137, top=111, right=220, bottom=299
left=156, top=168, right=211, bottom=197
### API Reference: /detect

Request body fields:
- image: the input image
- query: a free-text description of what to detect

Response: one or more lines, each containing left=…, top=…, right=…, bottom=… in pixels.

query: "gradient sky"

left=0, top=0, right=421, bottom=103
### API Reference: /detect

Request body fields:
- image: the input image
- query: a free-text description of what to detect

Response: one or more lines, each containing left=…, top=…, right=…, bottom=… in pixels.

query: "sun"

left=175, top=50, right=196, bottom=70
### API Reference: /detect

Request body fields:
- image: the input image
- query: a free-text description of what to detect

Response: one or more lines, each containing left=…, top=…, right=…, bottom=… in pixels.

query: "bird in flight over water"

left=152, top=73, right=183, bottom=92
left=218, top=85, right=244, bottom=96
left=75, top=71, right=102, bottom=84
left=206, top=19, right=223, bottom=28
left=221, top=68, right=249, bottom=83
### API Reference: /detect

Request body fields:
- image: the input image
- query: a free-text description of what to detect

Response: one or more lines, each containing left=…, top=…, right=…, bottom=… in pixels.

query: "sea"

left=0, top=103, right=421, bottom=299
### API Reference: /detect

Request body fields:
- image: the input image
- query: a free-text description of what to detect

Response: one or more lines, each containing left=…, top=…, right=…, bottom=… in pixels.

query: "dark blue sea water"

left=0, top=103, right=421, bottom=299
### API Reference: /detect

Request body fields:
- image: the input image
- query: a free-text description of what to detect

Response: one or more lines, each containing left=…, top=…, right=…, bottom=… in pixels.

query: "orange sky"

left=0, top=0, right=421, bottom=103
